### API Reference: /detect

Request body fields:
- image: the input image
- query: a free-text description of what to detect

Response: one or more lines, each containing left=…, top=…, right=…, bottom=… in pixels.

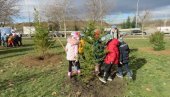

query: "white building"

left=157, top=26, right=170, bottom=34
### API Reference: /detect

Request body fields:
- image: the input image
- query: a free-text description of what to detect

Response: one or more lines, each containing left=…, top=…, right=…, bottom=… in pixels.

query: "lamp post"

left=136, top=0, right=140, bottom=28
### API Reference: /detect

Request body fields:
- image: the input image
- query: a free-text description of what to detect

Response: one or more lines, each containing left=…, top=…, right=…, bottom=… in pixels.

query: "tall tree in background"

left=138, top=10, right=151, bottom=38
left=45, top=0, right=71, bottom=37
left=131, top=16, right=136, bottom=28
left=0, top=0, right=19, bottom=26
left=86, top=0, right=112, bottom=25
left=126, top=16, right=131, bottom=28
left=121, top=21, right=126, bottom=29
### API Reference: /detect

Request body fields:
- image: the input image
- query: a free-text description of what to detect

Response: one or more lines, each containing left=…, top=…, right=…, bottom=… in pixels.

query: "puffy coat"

left=104, top=39, right=119, bottom=65
left=65, top=37, right=79, bottom=61
left=119, top=41, right=130, bottom=64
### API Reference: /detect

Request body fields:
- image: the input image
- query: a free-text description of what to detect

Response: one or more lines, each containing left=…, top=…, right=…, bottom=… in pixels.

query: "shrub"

left=149, top=32, right=165, bottom=51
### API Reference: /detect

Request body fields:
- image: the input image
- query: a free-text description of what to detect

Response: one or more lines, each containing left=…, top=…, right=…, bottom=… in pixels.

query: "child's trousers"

left=117, top=63, right=132, bottom=77
left=103, top=63, right=113, bottom=80
left=68, top=60, right=80, bottom=72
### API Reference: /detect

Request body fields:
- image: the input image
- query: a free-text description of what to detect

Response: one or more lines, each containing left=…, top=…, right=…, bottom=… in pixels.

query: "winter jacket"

left=65, top=37, right=79, bottom=61
left=67, top=36, right=79, bottom=45
left=104, top=39, right=119, bottom=65
left=119, top=41, right=130, bottom=64
left=65, top=43, right=78, bottom=61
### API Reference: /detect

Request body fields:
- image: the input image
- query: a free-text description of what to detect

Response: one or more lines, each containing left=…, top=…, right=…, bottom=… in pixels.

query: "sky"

left=15, top=0, right=170, bottom=24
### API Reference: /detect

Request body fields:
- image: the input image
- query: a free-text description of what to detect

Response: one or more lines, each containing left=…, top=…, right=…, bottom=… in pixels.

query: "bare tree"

left=0, top=0, right=19, bottom=26
left=138, top=10, right=151, bottom=38
left=45, top=0, right=72, bottom=38
left=86, top=0, right=112, bottom=25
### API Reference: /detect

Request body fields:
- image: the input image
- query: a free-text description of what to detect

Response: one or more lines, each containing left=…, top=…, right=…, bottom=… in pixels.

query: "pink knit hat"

left=71, top=32, right=79, bottom=38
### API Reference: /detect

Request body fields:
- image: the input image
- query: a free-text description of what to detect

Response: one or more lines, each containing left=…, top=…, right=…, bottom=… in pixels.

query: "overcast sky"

left=15, top=0, right=170, bottom=24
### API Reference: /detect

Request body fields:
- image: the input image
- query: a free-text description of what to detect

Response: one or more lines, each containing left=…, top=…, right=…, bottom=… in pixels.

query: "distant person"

left=18, top=33, right=22, bottom=46
left=1, top=33, right=7, bottom=47
left=116, top=35, right=133, bottom=79
left=65, top=32, right=80, bottom=78
left=8, top=34, right=14, bottom=47
left=13, top=33, right=19, bottom=47
left=110, top=26, right=119, bottom=39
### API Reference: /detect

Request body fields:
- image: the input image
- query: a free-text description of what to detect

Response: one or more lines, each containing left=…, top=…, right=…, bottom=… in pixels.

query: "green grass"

left=0, top=38, right=69, bottom=97
left=125, top=38, right=170, bottom=97
left=0, top=37, right=170, bottom=97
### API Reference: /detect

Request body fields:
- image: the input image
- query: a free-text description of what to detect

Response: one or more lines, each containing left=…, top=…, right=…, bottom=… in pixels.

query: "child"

left=78, top=35, right=85, bottom=60
left=93, top=29, right=104, bottom=76
left=99, top=34, right=120, bottom=83
left=116, top=37, right=132, bottom=79
left=8, top=34, right=14, bottom=47
left=65, top=32, right=80, bottom=78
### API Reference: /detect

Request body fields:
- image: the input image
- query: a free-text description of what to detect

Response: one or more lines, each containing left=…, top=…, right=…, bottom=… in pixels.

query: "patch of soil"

left=139, top=47, right=170, bottom=55
left=19, top=53, right=63, bottom=67
left=64, top=74, right=126, bottom=97
left=0, top=46, right=5, bottom=49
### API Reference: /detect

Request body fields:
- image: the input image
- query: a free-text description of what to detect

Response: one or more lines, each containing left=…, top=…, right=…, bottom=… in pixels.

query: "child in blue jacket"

left=117, top=38, right=133, bottom=79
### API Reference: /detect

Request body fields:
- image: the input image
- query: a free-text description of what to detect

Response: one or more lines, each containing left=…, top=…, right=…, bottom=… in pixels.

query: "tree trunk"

left=64, top=20, right=67, bottom=38
left=100, top=19, right=103, bottom=26
left=141, top=24, right=144, bottom=38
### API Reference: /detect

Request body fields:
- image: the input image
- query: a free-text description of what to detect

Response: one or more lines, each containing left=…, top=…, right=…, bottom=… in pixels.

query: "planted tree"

left=33, top=9, right=54, bottom=59
left=81, top=22, right=105, bottom=83
left=149, top=32, right=165, bottom=51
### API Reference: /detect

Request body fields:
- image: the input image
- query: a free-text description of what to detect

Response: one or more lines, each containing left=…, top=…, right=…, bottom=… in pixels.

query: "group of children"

left=0, top=32, right=22, bottom=47
left=65, top=28, right=132, bottom=83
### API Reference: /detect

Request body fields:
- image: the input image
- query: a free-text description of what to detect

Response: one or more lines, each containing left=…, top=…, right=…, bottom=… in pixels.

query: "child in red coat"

left=99, top=37, right=120, bottom=83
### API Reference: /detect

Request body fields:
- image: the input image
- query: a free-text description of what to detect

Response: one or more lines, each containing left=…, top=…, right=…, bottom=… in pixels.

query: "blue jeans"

left=117, top=63, right=132, bottom=77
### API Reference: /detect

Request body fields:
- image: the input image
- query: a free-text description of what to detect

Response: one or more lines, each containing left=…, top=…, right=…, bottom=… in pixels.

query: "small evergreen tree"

left=81, top=22, right=105, bottom=83
left=131, top=16, right=136, bottom=28
left=33, top=9, right=54, bottom=59
left=121, top=21, right=126, bottom=29
left=126, top=16, right=131, bottom=28
left=149, top=32, right=165, bottom=51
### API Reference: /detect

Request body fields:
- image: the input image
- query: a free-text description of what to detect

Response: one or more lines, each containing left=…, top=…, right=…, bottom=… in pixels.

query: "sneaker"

left=107, top=76, right=113, bottom=81
left=77, top=70, right=81, bottom=75
left=116, top=73, right=123, bottom=78
left=127, top=71, right=133, bottom=79
left=99, top=77, right=107, bottom=83
left=95, top=71, right=99, bottom=76
left=128, top=76, right=132, bottom=79
left=68, top=72, right=72, bottom=78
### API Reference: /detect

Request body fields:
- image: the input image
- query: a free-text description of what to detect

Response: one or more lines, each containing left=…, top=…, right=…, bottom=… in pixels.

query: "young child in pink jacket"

left=65, top=32, right=80, bottom=78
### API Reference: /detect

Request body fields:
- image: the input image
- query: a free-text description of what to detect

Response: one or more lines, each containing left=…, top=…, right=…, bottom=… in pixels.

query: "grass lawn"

left=0, top=37, right=170, bottom=97
left=125, top=38, right=170, bottom=97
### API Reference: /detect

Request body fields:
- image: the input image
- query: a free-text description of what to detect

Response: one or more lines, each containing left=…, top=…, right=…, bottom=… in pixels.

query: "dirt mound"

left=19, top=53, right=63, bottom=67
left=66, top=76, right=126, bottom=97
left=139, top=47, right=170, bottom=55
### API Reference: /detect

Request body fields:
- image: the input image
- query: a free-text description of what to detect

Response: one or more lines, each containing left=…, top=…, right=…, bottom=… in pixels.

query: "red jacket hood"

left=104, top=39, right=120, bottom=65
left=108, top=39, right=119, bottom=47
